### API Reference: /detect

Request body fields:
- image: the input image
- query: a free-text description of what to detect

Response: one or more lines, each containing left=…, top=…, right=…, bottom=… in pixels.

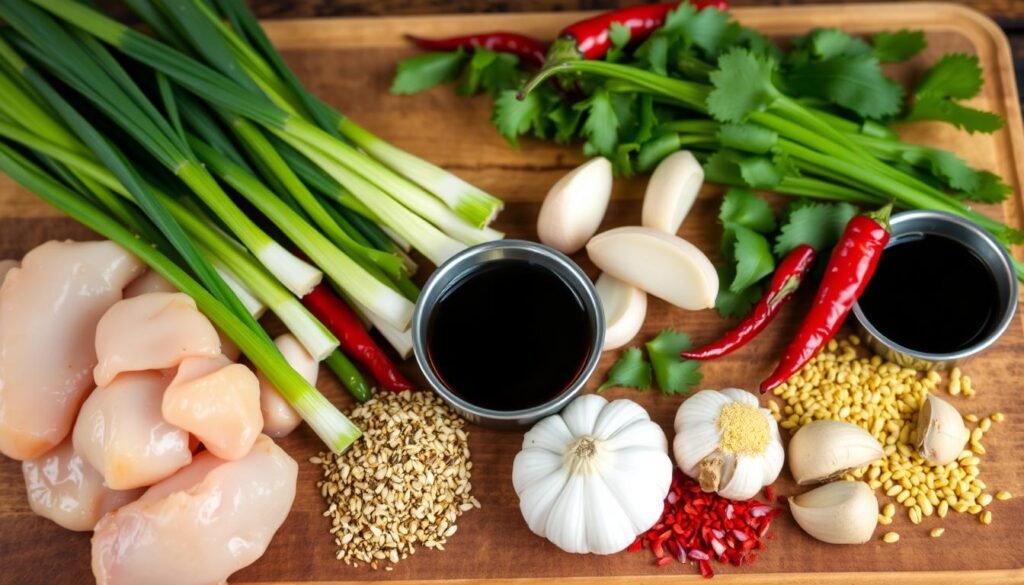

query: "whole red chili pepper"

left=760, top=204, right=893, bottom=394
left=404, top=32, right=548, bottom=68
left=546, top=0, right=729, bottom=64
left=683, top=244, right=817, bottom=360
left=302, top=283, right=415, bottom=393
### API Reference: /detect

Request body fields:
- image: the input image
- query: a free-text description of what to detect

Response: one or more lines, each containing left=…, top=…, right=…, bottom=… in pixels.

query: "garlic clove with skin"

left=788, top=420, right=884, bottom=485
left=536, top=157, right=613, bottom=254
left=789, top=480, right=879, bottom=544
left=916, top=394, right=970, bottom=466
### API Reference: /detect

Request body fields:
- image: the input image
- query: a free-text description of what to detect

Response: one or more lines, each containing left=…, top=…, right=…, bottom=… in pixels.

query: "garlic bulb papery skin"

left=789, top=480, right=878, bottom=544
left=788, top=420, right=884, bottom=485
left=672, top=389, right=784, bottom=501
left=512, top=394, right=672, bottom=555
left=916, top=394, right=969, bottom=466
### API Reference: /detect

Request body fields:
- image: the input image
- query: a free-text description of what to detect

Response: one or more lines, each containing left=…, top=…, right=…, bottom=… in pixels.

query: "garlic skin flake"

left=673, top=389, right=784, bottom=501
left=789, top=480, right=878, bottom=544
left=788, top=420, right=883, bottom=485
left=916, top=394, right=969, bottom=466
left=512, top=394, right=672, bottom=555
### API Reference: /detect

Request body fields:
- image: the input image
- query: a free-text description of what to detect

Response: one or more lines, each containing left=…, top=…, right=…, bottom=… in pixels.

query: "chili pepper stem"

left=866, top=202, right=894, bottom=231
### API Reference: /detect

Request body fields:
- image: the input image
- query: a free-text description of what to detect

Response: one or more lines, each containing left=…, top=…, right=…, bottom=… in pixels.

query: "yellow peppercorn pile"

left=769, top=337, right=1011, bottom=529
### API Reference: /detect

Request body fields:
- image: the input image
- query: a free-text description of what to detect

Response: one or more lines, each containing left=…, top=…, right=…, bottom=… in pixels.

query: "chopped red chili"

left=630, top=470, right=781, bottom=578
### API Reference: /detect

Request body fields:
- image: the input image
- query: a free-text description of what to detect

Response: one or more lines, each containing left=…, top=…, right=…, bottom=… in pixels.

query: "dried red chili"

left=631, top=470, right=781, bottom=578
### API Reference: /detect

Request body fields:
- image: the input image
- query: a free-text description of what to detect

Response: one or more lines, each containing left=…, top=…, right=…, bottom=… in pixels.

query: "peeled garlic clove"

left=586, top=226, right=718, bottom=310
left=0, top=259, right=17, bottom=286
left=537, top=157, right=613, bottom=254
left=641, top=150, right=704, bottom=235
left=790, top=480, right=878, bottom=544
left=916, top=393, right=969, bottom=465
left=595, top=273, right=647, bottom=351
left=788, top=420, right=883, bottom=485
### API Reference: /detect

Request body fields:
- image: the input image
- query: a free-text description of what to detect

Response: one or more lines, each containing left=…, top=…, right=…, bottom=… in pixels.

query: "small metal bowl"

left=411, top=240, right=605, bottom=428
left=851, top=210, right=1018, bottom=370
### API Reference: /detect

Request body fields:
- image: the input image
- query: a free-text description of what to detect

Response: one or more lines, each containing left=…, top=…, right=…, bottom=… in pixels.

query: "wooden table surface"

left=96, top=0, right=1024, bottom=102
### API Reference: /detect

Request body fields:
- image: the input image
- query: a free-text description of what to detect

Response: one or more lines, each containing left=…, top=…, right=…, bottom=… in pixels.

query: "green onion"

left=0, top=140, right=361, bottom=452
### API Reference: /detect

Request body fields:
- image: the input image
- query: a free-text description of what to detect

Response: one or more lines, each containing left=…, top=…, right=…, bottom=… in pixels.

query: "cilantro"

left=905, top=54, right=1004, bottom=133
left=606, top=22, right=632, bottom=63
left=900, top=147, right=979, bottom=193
left=731, top=226, right=775, bottom=292
left=457, top=49, right=522, bottom=97
left=784, top=54, right=904, bottom=120
left=635, top=34, right=669, bottom=75
left=708, top=49, right=781, bottom=123
left=955, top=170, right=1011, bottom=203
left=703, top=149, right=746, bottom=186
left=715, top=263, right=763, bottom=318
left=807, top=28, right=872, bottom=60
left=739, top=155, right=784, bottom=188
left=598, top=347, right=652, bottom=392
left=390, top=50, right=468, bottom=95
left=491, top=90, right=540, bottom=147
left=547, top=102, right=583, bottom=144
left=577, top=88, right=620, bottom=157
left=719, top=187, right=776, bottom=232
left=774, top=201, right=858, bottom=257
left=646, top=330, right=703, bottom=396
left=871, top=29, right=926, bottom=63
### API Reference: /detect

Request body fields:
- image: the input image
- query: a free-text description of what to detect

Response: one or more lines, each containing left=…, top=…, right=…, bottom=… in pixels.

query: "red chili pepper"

left=547, top=0, right=729, bottom=63
left=683, top=244, right=817, bottom=360
left=760, top=204, right=893, bottom=394
left=404, top=32, right=548, bottom=68
left=302, top=283, right=415, bottom=393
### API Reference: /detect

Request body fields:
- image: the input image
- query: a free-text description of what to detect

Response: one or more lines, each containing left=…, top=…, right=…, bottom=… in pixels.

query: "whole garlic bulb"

left=512, top=394, right=672, bottom=555
left=673, top=389, right=784, bottom=501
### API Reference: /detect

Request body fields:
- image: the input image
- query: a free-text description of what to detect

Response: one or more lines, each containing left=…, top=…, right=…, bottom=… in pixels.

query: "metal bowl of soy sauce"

left=851, top=210, right=1018, bottom=370
left=412, top=240, right=605, bottom=428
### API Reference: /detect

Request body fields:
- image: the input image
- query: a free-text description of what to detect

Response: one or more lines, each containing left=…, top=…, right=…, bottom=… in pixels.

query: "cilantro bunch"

left=393, top=5, right=1024, bottom=282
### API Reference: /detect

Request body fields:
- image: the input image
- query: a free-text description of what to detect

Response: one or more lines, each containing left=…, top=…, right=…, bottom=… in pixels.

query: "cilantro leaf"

left=390, top=50, right=468, bottom=95
left=547, top=102, right=583, bottom=144
left=719, top=187, right=776, bottom=232
left=955, top=170, right=1011, bottom=203
left=900, top=147, right=979, bottom=192
left=715, top=263, right=763, bottom=318
left=809, top=28, right=872, bottom=60
left=703, top=149, right=746, bottom=186
left=598, top=347, right=652, bottom=392
left=478, top=52, right=524, bottom=97
left=606, top=22, right=632, bottom=63
left=457, top=49, right=497, bottom=96
left=905, top=98, right=1004, bottom=134
left=646, top=330, right=703, bottom=396
left=872, top=29, right=926, bottom=63
left=577, top=88, right=620, bottom=157
left=774, top=201, right=858, bottom=257
left=739, top=155, right=784, bottom=188
left=785, top=54, right=904, bottom=119
left=636, top=34, right=670, bottom=75
left=708, top=49, right=781, bottom=123
left=915, top=53, right=983, bottom=100
left=685, top=8, right=740, bottom=58
left=731, top=226, right=775, bottom=292
left=491, top=89, right=540, bottom=147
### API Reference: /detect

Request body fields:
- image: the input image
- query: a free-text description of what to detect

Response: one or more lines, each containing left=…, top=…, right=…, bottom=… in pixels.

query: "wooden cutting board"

left=1, top=3, right=1023, bottom=584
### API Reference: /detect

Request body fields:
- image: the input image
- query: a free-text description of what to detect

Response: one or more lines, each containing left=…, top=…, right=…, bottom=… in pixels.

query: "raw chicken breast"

left=93, top=292, right=221, bottom=387
left=0, top=240, right=144, bottom=460
left=258, top=334, right=318, bottom=438
left=0, top=259, right=17, bottom=286
left=163, top=355, right=263, bottom=460
left=73, top=371, right=191, bottom=489
left=123, top=270, right=176, bottom=298
left=92, top=435, right=298, bottom=585
left=22, top=437, right=143, bottom=531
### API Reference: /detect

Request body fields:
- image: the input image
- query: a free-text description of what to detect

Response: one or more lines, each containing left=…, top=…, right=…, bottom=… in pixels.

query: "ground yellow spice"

left=718, top=402, right=770, bottom=455
left=770, top=337, right=1010, bottom=526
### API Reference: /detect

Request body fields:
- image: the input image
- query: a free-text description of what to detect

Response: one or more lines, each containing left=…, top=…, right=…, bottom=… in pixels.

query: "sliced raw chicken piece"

left=123, top=270, right=176, bottom=298
left=163, top=355, right=263, bottom=461
left=0, top=259, right=17, bottom=286
left=258, top=334, right=318, bottom=438
left=73, top=371, right=191, bottom=489
left=22, top=437, right=143, bottom=532
left=92, top=435, right=297, bottom=585
left=93, top=292, right=221, bottom=387
left=0, top=240, right=144, bottom=460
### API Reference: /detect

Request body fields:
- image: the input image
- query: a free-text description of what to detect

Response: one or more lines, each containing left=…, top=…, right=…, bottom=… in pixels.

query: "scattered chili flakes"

left=630, top=470, right=782, bottom=578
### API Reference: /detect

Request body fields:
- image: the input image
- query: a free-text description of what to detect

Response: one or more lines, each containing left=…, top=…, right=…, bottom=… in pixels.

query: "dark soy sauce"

left=858, top=234, right=1000, bottom=354
left=426, top=260, right=591, bottom=411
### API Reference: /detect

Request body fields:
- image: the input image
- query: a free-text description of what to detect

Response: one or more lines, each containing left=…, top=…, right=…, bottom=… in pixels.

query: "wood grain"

left=1, top=4, right=1023, bottom=585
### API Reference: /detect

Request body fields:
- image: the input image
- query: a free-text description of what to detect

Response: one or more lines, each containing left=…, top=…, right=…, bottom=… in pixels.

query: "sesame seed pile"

left=311, top=391, right=480, bottom=570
